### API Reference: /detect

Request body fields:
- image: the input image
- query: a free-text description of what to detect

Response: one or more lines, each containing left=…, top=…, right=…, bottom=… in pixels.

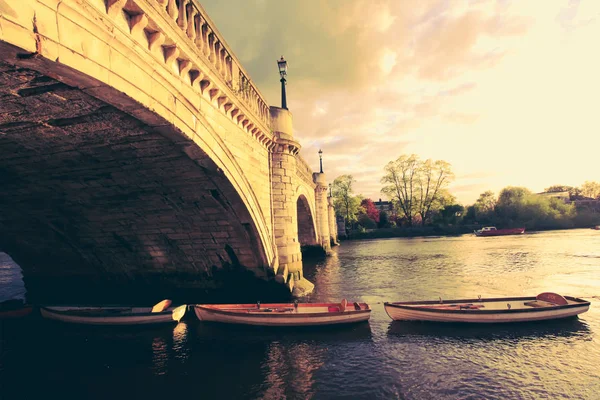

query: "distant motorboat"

left=474, top=226, right=525, bottom=237
left=40, top=300, right=186, bottom=325
left=384, top=292, right=590, bottom=323
left=193, top=299, right=371, bottom=326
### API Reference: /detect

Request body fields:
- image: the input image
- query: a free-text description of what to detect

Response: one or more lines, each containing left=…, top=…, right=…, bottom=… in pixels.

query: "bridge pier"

left=269, top=107, right=314, bottom=296
left=328, top=196, right=339, bottom=246
left=313, top=173, right=332, bottom=254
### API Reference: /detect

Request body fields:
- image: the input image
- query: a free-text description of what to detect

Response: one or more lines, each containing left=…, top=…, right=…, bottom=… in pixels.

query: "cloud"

left=201, top=0, right=600, bottom=205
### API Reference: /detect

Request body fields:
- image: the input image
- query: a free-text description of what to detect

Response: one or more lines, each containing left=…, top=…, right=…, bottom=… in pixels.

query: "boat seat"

left=458, top=304, right=483, bottom=310
left=524, top=300, right=554, bottom=308
left=536, top=292, right=568, bottom=305
left=340, top=298, right=348, bottom=312
left=354, top=302, right=361, bottom=310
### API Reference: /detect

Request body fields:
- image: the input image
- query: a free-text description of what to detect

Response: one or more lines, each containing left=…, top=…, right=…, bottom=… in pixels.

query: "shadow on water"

left=386, top=316, right=592, bottom=341
left=191, top=319, right=373, bottom=343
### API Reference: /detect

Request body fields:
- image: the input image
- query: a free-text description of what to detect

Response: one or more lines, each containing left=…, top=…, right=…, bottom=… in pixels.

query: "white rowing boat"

left=384, top=292, right=590, bottom=323
left=40, top=300, right=187, bottom=325
left=193, top=299, right=371, bottom=326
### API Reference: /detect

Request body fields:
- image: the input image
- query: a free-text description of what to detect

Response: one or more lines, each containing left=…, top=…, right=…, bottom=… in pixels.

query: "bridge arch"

left=0, top=63, right=273, bottom=295
left=0, top=0, right=335, bottom=297
left=296, top=194, right=317, bottom=247
left=0, top=0, right=281, bottom=294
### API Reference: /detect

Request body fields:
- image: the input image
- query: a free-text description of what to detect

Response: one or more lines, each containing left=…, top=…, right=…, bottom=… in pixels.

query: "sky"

left=202, top=0, right=600, bottom=205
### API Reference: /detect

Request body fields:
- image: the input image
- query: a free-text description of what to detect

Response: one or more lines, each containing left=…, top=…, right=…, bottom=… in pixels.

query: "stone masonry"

left=0, top=0, right=335, bottom=297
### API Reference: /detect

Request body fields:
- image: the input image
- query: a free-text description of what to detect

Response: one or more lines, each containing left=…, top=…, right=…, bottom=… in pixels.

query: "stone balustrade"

left=108, top=0, right=273, bottom=149
left=296, top=155, right=317, bottom=189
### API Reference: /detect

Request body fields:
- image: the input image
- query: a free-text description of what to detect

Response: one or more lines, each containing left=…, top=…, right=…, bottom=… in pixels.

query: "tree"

left=415, top=160, right=455, bottom=226
left=381, top=154, right=455, bottom=226
left=580, top=181, right=600, bottom=199
left=360, top=199, right=380, bottom=223
left=495, top=186, right=531, bottom=225
left=475, top=190, right=496, bottom=212
left=381, top=154, right=420, bottom=226
left=474, top=191, right=497, bottom=220
left=378, top=211, right=390, bottom=228
left=332, top=175, right=362, bottom=228
left=435, top=204, right=465, bottom=225
left=357, top=214, right=377, bottom=229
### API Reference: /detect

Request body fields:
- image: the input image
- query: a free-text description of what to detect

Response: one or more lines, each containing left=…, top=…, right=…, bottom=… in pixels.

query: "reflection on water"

left=172, top=322, right=189, bottom=362
left=387, top=316, right=592, bottom=341
left=151, top=336, right=168, bottom=376
left=2, top=229, right=600, bottom=399
left=260, top=342, right=325, bottom=399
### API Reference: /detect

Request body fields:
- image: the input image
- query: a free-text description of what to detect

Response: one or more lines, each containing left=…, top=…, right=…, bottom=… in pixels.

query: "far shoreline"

left=339, top=225, right=596, bottom=241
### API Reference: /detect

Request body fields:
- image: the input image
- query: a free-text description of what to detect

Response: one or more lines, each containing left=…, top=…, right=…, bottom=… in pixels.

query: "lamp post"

left=329, top=183, right=332, bottom=197
left=318, top=149, right=323, bottom=173
left=277, top=56, right=288, bottom=109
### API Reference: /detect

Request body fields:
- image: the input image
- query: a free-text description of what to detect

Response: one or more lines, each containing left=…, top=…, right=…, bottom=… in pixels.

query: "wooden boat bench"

left=524, top=300, right=555, bottom=308
left=248, top=308, right=295, bottom=313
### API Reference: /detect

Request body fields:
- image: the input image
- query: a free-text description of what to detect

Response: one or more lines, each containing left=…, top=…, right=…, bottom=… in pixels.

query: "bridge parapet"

left=108, top=0, right=273, bottom=148
left=295, top=156, right=317, bottom=190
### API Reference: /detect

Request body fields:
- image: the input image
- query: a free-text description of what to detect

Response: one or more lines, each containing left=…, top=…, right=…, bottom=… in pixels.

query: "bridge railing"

left=154, top=0, right=270, bottom=127
left=104, top=0, right=273, bottom=143
left=296, top=155, right=316, bottom=189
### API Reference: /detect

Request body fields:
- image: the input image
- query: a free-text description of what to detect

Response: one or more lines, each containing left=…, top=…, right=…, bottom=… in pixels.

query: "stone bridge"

left=0, top=0, right=338, bottom=299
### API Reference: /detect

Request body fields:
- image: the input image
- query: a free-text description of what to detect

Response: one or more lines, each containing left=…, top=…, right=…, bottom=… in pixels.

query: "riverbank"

left=340, top=225, right=599, bottom=241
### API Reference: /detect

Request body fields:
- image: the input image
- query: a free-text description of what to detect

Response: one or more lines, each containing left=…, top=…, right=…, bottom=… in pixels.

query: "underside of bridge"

left=297, top=195, right=316, bottom=247
left=297, top=195, right=325, bottom=258
left=0, top=61, right=286, bottom=303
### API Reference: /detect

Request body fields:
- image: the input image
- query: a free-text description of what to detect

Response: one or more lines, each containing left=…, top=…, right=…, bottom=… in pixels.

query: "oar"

left=151, top=299, right=172, bottom=313
left=172, top=304, right=187, bottom=322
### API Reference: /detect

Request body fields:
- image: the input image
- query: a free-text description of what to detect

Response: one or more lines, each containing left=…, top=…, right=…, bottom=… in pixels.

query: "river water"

left=1, top=229, right=599, bottom=399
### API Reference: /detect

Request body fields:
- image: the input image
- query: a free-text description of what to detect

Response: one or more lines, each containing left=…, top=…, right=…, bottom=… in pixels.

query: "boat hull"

left=194, top=303, right=371, bottom=326
left=385, top=296, right=590, bottom=323
left=40, top=306, right=182, bottom=325
left=0, top=306, right=33, bottom=319
left=475, top=228, right=525, bottom=237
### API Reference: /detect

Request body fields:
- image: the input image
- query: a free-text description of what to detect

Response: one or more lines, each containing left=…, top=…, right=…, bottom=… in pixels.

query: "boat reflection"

left=386, top=316, right=592, bottom=341
left=151, top=336, right=168, bottom=376
left=172, top=321, right=189, bottom=362
left=192, top=319, right=373, bottom=343
left=259, top=341, right=326, bottom=399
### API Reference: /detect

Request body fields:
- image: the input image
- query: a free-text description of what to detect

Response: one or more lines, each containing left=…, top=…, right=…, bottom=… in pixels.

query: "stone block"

left=56, top=43, right=110, bottom=85
left=0, top=17, right=38, bottom=53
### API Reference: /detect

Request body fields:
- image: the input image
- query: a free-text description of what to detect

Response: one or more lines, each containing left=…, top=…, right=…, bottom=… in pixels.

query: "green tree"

left=475, top=191, right=496, bottom=213
left=435, top=204, right=465, bottom=225
left=381, top=154, right=455, bottom=226
left=580, top=181, right=600, bottom=199
left=415, top=160, right=455, bottom=226
left=378, top=211, right=390, bottom=228
left=495, top=186, right=531, bottom=225
left=381, top=154, right=420, bottom=226
left=332, top=175, right=361, bottom=227
left=474, top=191, right=496, bottom=223
left=357, top=214, right=377, bottom=229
